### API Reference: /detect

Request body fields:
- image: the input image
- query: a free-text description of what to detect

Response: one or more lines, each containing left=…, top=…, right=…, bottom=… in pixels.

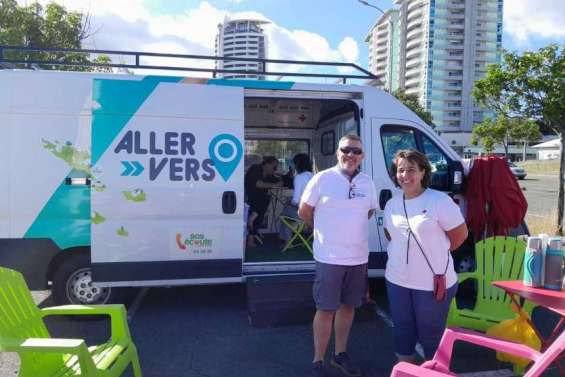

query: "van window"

left=245, top=139, right=309, bottom=173
left=421, top=134, right=448, bottom=172
left=380, top=126, right=418, bottom=174
left=420, top=133, right=450, bottom=190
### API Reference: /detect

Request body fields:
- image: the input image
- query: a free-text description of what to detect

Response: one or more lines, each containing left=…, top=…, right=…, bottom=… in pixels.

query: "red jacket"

left=465, top=157, right=528, bottom=238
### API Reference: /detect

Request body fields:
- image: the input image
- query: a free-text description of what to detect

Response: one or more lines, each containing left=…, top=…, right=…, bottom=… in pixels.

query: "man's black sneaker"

left=312, top=360, right=325, bottom=377
left=331, top=352, right=362, bottom=377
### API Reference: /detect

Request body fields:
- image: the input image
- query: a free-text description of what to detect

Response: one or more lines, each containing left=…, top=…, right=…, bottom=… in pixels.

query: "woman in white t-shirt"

left=279, top=153, right=314, bottom=241
left=384, top=150, right=468, bottom=363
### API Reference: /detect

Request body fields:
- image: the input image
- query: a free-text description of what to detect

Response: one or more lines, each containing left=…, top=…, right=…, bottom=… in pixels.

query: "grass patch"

left=526, top=208, right=558, bottom=235
left=518, top=160, right=559, bottom=175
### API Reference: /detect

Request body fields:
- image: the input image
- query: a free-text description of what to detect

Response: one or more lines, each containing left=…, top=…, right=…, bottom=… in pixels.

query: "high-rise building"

left=215, top=16, right=269, bottom=80
left=365, top=0, right=503, bottom=148
left=366, top=9, right=401, bottom=92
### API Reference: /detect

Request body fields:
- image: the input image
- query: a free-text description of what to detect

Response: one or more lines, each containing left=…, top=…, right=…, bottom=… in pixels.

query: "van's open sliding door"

left=90, top=77, right=244, bottom=286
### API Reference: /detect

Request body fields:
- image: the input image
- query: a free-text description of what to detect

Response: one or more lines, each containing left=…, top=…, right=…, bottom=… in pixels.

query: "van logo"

left=208, top=134, right=243, bottom=181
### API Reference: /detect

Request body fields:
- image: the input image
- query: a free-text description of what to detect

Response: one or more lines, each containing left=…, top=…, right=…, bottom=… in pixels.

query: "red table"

left=493, top=281, right=564, bottom=373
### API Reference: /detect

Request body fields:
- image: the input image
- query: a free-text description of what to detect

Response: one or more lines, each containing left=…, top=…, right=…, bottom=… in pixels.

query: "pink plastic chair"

left=390, top=327, right=565, bottom=377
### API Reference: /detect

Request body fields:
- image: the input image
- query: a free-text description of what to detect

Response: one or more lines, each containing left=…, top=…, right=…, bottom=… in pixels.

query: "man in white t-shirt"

left=299, top=134, right=377, bottom=377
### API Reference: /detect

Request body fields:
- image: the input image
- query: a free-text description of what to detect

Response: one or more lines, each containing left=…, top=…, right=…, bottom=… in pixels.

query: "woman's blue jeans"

left=386, top=279, right=457, bottom=359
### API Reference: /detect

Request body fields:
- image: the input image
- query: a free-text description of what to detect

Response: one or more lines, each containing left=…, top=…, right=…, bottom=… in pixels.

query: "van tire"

left=51, top=253, right=114, bottom=306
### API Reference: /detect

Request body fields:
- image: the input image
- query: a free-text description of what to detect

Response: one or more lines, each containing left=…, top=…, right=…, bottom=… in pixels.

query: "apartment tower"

left=366, top=0, right=503, bottom=148
left=215, top=16, right=269, bottom=80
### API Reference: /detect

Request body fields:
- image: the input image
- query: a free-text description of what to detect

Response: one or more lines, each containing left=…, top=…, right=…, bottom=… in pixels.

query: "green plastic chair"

left=279, top=215, right=313, bottom=254
left=0, top=267, right=142, bottom=377
left=447, top=236, right=537, bottom=332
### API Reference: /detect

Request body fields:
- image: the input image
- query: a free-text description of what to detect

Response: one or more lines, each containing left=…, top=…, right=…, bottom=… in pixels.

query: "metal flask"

left=544, top=237, right=565, bottom=291
left=524, top=237, right=544, bottom=288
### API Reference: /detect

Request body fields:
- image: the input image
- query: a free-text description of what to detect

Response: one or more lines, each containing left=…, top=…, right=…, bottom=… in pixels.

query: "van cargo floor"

left=244, top=234, right=313, bottom=263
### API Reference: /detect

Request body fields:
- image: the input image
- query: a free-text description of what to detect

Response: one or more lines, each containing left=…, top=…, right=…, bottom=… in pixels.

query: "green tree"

left=473, top=44, right=565, bottom=233
left=509, top=119, right=543, bottom=162
left=0, top=0, right=111, bottom=71
left=393, top=90, right=434, bottom=127
left=471, top=116, right=541, bottom=157
left=471, top=116, right=505, bottom=154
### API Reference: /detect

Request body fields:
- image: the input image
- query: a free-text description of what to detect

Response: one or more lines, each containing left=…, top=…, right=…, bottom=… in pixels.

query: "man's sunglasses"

left=339, top=147, right=363, bottom=155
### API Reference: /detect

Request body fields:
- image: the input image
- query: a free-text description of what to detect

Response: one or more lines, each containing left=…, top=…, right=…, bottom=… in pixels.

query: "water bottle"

left=523, top=237, right=544, bottom=287
left=544, top=237, right=565, bottom=291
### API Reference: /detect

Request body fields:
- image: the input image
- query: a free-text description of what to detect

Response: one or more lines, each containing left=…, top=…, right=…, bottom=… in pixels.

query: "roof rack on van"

left=0, top=45, right=378, bottom=83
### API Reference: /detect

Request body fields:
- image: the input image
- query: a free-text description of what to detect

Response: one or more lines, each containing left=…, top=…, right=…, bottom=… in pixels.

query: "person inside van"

left=245, top=155, right=283, bottom=248
left=279, top=153, right=313, bottom=241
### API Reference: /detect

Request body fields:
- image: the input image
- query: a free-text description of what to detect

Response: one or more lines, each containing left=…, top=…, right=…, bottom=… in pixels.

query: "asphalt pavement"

left=2, top=280, right=562, bottom=377
left=519, top=174, right=560, bottom=218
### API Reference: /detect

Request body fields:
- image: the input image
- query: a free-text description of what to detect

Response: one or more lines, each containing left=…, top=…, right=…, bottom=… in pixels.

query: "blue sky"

left=142, top=0, right=565, bottom=65
left=21, top=0, right=565, bottom=79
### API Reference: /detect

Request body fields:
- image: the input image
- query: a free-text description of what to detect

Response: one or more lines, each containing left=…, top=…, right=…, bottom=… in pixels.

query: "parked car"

left=508, top=161, right=527, bottom=180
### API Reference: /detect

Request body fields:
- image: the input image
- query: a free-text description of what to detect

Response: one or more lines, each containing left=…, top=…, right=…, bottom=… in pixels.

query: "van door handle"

left=222, top=191, right=237, bottom=214
left=379, top=189, right=392, bottom=210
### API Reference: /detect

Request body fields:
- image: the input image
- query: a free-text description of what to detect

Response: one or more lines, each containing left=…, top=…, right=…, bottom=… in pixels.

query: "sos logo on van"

left=114, top=131, right=242, bottom=182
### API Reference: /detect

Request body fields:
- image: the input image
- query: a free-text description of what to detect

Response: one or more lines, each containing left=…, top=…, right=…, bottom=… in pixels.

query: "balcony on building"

left=447, top=0, right=465, bottom=9
left=405, top=75, right=421, bottom=89
left=447, top=10, right=465, bottom=19
left=406, top=17, right=423, bottom=32
left=407, top=8, right=423, bottom=22
left=448, top=19, right=464, bottom=28
left=405, top=55, right=422, bottom=70
left=406, top=45, right=422, bottom=58
left=407, top=0, right=424, bottom=12
left=406, top=27, right=423, bottom=41
left=406, top=38, right=421, bottom=50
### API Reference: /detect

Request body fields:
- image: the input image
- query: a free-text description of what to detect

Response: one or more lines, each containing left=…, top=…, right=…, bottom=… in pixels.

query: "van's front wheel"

left=52, top=254, right=112, bottom=305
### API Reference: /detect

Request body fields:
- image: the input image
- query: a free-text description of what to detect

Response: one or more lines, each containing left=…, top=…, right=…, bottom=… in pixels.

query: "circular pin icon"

left=209, top=134, right=243, bottom=181
left=214, top=139, right=238, bottom=163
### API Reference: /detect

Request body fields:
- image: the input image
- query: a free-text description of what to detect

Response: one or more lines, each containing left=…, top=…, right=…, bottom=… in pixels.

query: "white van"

left=0, top=67, right=467, bottom=305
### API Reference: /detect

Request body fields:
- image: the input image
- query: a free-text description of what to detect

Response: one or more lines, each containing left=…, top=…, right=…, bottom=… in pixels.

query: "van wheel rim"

left=66, top=268, right=111, bottom=304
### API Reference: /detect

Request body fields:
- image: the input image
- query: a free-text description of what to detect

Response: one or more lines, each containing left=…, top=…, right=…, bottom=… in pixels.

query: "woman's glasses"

left=339, top=147, right=363, bottom=155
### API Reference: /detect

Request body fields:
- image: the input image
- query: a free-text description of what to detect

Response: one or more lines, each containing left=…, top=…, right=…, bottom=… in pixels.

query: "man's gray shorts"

left=313, top=261, right=368, bottom=311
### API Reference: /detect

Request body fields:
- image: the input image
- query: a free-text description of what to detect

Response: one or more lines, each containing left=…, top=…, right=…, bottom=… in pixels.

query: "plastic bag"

left=486, top=303, right=541, bottom=369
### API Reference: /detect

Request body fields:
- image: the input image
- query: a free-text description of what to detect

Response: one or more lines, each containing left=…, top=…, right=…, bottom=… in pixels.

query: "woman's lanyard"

left=402, top=194, right=449, bottom=276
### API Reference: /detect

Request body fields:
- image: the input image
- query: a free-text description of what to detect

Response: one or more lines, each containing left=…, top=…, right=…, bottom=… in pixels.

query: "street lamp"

left=358, top=0, right=386, bottom=15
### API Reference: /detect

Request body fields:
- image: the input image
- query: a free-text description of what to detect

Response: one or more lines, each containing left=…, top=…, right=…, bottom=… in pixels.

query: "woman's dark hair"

left=262, top=155, right=278, bottom=165
left=293, top=153, right=312, bottom=173
left=390, top=149, right=432, bottom=188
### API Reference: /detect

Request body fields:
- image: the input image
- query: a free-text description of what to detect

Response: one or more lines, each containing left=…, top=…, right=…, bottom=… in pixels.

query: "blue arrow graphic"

left=132, top=161, right=144, bottom=176
left=121, top=161, right=144, bottom=176
left=121, top=161, right=133, bottom=176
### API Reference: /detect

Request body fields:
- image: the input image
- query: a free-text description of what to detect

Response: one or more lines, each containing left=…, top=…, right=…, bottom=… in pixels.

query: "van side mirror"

left=449, top=161, right=464, bottom=194
left=379, top=189, right=392, bottom=210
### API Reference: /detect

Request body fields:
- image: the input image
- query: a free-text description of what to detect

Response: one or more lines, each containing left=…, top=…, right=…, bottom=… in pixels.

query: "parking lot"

left=519, top=174, right=560, bottom=217
left=1, top=174, right=562, bottom=377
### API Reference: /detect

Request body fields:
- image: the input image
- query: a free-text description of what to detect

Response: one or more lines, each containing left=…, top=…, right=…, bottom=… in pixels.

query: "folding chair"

left=279, top=215, right=313, bottom=254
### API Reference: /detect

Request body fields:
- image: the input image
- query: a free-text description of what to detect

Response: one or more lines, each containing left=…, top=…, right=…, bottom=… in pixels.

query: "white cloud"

left=504, top=0, right=565, bottom=44
left=16, top=0, right=360, bottom=79
left=338, top=37, right=359, bottom=63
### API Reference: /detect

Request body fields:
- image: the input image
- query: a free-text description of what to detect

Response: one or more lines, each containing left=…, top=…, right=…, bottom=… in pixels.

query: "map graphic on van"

left=42, top=138, right=91, bottom=176
left=123, top=189, right=146, bottom=202
left=208, top=134, right=243, bottom=181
